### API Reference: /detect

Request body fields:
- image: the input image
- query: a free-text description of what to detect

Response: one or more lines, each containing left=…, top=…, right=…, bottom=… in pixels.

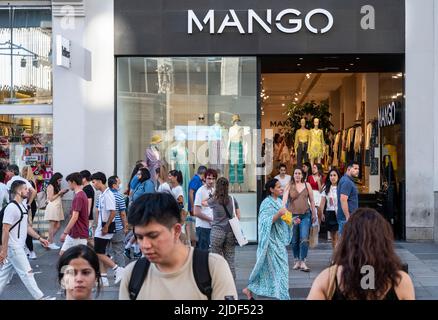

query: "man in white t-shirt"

left=91, top=172, right=124, bottom=287
left=0, top=180, right=54, bottom=300
left=119, top=192, right=237, bottom=300
left=5, top=164, right=37, bottom=207
left=274, top=163, right=291, bottom=192
left=193, top=169, right=216, bottom=251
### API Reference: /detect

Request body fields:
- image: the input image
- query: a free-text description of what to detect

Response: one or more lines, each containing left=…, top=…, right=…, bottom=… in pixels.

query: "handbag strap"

left=222, top=197, right=233, bottom=219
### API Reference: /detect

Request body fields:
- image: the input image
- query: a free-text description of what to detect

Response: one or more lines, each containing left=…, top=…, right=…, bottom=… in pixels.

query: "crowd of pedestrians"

left=0, top=159, right=415, bottom=300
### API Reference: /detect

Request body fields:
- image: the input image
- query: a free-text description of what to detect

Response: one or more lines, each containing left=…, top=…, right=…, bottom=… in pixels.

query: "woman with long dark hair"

left=282, top=167, right=317, bottom=272
left=131, top=167, right=155, bottom=202
left=318, top=168, right=340, bottom=248
left=44, top=172, right=68, bottom=249
left=308, top=208, right=415, bottom=300
left=207, top=177, right=241, bottom=278
left=158, top=170, right=184, bottom=207
left=57, top=245, right=101, bottom=300
left=243, top=179, right=297, bottom=300
left=127, top=161, right=145, bottom=197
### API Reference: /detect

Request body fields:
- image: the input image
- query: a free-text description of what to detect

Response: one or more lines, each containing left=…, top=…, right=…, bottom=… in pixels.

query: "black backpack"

left=128, top=248, right=212, bottom=300
left=0, top=201, right=27, bottom=245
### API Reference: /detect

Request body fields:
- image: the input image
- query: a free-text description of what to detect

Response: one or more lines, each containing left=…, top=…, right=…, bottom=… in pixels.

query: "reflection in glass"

left=117, top=57, right=258, bottom=241
left=0, top=7, right=52, bottom=104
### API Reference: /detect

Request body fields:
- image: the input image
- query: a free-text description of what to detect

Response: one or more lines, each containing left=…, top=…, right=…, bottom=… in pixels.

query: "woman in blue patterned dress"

left=242, top=179, right=297, bottom=300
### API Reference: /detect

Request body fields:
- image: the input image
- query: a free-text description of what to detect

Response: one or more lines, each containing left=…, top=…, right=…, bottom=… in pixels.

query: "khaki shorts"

left=60, top=235, right=88, bottom=253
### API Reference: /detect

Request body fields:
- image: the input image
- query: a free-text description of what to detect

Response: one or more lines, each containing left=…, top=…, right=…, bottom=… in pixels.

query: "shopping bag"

left=309, top=219, right=320, bottom=248
left=229, top=216, right=248, bottom=247
left=36, top=191, right=47, bottom=209
left=228, top=196, right=248, bottom=247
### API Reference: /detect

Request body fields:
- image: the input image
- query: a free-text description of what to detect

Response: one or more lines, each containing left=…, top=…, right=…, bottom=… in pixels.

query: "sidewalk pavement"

left=1, top=241, right=437, bottom=300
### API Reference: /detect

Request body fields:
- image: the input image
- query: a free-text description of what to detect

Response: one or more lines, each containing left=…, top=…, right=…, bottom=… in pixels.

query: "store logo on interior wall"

left=379, top=101, right=400, bottom=128
left=188, top=5, right=376, bottom=34
left=270, top=120, right=292, bottom=128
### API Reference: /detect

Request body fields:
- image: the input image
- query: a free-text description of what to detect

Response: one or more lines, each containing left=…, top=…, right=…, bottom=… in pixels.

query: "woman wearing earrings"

left=57, top=245, right=101, bottom=300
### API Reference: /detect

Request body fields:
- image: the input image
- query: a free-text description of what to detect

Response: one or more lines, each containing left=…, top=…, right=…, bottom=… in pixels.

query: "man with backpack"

left=0, top=180, right=54, bottom=300
left=119, top=192, right=237, bottom=300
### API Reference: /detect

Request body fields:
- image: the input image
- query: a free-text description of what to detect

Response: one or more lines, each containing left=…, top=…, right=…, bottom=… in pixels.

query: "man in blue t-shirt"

left=188, top=166, right=207, bottom=214
left=337, top=161, right=360, bottom=236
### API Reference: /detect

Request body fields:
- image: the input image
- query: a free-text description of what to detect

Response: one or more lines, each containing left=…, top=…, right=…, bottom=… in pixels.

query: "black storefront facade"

left=114, top=0, right=406, bottom=242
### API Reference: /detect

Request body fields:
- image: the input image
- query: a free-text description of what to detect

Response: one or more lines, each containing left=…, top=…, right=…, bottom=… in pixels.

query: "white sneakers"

left=28, top=251, right=37, bottom=260
left=100, top=267, right=124, bottom=287
left=48, top=243, right=61, bottom=250
left=40, top=296, right=57, bottom=300
left=114, top=267, right=125, bottom=285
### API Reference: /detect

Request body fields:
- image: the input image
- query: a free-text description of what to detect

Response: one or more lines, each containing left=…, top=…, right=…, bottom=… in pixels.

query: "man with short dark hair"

left=91, top=172, right=124, bottom=286
left=119, top=193, right=237, bottom=300
left=59, top=173, right=89, bottom=256
left=194, top=169, right=217, bottom=250
left=188, top=166, right=207, bottom=215
left=337, top=161, right=360, bottom=235
left=80, top=170, right=95, bottom=238
left=0, top=181, right=54, bottom=300
left=274, top=163, right=291, bottom=193
left=5, top=164, right=37, bottom=208
left=108, top=175, right=128, bottom=268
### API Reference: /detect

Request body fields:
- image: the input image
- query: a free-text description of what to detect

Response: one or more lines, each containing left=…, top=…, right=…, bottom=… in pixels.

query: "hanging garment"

left=332, top=132, right=341, bottom=167
left=365, top=122, right=373, bottom=151
left=229, top=141, right=244, bottom=184
left=340, top=130, right=347, bottom=165
left=353, top=126, right=363, bottom=153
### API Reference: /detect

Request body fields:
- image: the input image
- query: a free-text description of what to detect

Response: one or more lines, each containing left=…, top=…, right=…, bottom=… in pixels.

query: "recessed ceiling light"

left=297, top=64, right=301, bottom=66
left=299, top=57, right=304, bottom=60
left=345, top=69, right=349, bottom=71
left=356, top=57, right=360, bottom=60
left=282, top=103, right=285, bottom=107
left=350, top=63, right=354, bottom=66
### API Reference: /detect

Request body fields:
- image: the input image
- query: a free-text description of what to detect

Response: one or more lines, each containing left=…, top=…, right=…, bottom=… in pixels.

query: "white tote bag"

left=228, top=196, right=248, bottom=247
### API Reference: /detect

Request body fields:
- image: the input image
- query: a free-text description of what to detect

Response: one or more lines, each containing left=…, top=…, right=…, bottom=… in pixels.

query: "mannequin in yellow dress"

left=294, top=118, right=310, bottom=166
left=308, top=118, right=325, bottom=166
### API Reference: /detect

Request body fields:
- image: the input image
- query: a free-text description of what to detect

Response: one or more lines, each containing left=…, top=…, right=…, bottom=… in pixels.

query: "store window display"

left=0, top=115, right=53, bottom=185
left=117, top=56, right=257, bottom=241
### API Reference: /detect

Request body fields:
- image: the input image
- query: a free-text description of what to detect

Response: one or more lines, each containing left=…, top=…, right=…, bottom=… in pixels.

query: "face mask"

left=118, top=183, right=123, bottom=191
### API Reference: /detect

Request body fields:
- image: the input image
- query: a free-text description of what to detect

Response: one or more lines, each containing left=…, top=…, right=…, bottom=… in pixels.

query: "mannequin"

left=208, top=113, right=226, bottom=175
left=307, top=118, right=325, bottom=166
left=145, top=135, right=162, bottom=186
left=227, top=114, right=244, bottom=193
left=170, top=137, right=190, bottom=208
left=294, top=118, right=310, bottom=166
